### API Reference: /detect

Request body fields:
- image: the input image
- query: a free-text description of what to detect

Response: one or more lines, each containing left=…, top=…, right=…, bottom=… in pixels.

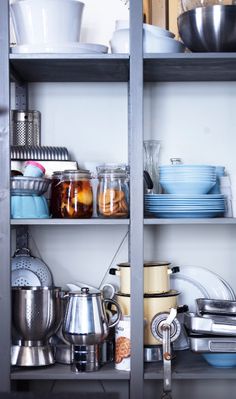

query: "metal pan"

left=189, top=335, right=236, bottom=353
left=185, top=312, right=236, bottom=336
left=196, top=298, right=236, bottom=316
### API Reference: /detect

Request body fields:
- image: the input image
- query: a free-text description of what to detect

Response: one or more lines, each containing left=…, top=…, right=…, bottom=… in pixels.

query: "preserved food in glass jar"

left=58, top=170, right=93, bottom=218
left=51, top=171, right=63, bottom=218
left=97, top=164, right=129, bottom=218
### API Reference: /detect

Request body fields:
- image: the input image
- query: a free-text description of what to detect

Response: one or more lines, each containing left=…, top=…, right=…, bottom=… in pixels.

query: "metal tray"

left=185, top=312, right=236, bottom=336
left=11, top=177, right=51, bottom=196
left=196, top=298, right=236, bottom=316
left=189, top=336, right=236, bottom=353
left=11, top=146, right=70, bottom=161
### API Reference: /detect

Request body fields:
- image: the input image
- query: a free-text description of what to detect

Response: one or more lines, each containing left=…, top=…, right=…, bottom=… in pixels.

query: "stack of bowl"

left=159, top=165, right=216, bottom=195
left=110, top=262, right=180, bottom=352
left=110, top=21, right=185, bottom=53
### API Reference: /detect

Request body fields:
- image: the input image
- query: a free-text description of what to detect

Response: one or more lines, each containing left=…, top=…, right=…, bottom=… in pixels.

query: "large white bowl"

left=110, top=29, right=185, bottom=54
left=10, top=0, right=84, bottom=45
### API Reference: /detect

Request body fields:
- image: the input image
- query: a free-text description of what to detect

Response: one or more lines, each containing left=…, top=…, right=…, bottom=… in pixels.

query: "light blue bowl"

left=209, top=166, right=225, bottom=194
left=159, top=180, right=216, bottom=195
left=11, top=195, right=50, bottom=219
left=202, top=354, right=236, bottom=368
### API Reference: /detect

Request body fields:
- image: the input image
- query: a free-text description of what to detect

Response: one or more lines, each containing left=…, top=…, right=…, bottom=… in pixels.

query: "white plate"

left=170, top=274, right=210, bottom=312
left=80, top=0, right=129, bottom=47
left=11, top=269, right=41, bottom=287
left=177, top=266, right=234, bottom=302
left=11, top=43, right=108, bottom=54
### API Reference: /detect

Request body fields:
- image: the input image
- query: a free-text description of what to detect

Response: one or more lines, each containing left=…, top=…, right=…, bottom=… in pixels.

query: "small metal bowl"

left=11, top=176, right=51, bottom=196
left=178, top=5, right=236, bottom=52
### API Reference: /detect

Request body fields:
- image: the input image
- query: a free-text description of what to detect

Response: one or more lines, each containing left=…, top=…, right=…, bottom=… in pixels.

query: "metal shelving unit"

left=1, top=0, right=236, bottom=397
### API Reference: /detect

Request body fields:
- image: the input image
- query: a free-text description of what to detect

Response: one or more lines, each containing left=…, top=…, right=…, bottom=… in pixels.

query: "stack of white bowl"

left=159, top=165, right=216, bottom=195
left=110, top=20, right=185, bottom=54
left=10, top=0, right=108, bottom=54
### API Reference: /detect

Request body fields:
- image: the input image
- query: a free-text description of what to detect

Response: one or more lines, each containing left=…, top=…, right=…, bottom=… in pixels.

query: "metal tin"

left=11, top=145, right=70, bottom=161
left=189, top=336, right=236, bottom=353
left=185, top=312, right=236, bottom=336
left=196, top=298, right=236, bottom=316
left=11, top=110, right=41, bottom=146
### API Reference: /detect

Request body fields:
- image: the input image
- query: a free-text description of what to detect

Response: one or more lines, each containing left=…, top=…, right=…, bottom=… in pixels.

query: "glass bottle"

left=143, top=140, right=161, bottom=194
left=96, top=164, right=129, bottom=218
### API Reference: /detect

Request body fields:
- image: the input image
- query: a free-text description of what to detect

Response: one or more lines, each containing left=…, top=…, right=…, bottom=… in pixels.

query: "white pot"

left=110, top=262, right=179, bottom=295
left=10, top=0, right=84, bottom=45
left=115, top=291, right=179, bottom=345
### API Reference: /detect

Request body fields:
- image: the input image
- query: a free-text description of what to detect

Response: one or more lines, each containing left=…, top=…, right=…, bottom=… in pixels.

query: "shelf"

left=144, top=351, right=236, bottom=380
left=11, top=219, right=130, bottom=226
left=10, top=54, right=129, bottom=82
left=144, top=53, right=236, bottom=82
left=11, top=362, right=130, bottom=380
left=144, top=218, right=236, bottom=225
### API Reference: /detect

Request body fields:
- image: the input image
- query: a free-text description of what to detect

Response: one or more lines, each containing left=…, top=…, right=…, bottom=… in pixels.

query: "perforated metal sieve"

left=11, top=248, right=53, bottom=287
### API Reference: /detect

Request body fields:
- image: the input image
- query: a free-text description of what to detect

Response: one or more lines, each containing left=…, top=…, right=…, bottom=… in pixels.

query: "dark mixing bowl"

left=178, top=5, right=236, bottom=52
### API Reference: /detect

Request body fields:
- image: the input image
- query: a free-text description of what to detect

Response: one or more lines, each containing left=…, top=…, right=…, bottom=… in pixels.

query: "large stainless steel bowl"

left=178, top=5, right=236, bottom=52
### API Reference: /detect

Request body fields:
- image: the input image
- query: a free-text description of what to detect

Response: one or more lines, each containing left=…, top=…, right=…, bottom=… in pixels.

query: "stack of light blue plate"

left=144, top=194, right=225, bottom=218
left=159, top=165, right=216, bottom=195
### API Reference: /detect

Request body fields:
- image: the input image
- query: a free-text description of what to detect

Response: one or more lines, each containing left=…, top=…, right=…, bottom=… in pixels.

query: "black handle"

left=177, top=305, right=189, bottom=314
left=143, top=170, right=154, bottom=190
left=171, top=266, right=180, bottom=274
left=109, top=268, right=117, bottom=276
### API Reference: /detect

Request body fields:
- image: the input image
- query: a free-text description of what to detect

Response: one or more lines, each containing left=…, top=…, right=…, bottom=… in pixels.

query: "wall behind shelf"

left=144, top=81, right=236, bottom=292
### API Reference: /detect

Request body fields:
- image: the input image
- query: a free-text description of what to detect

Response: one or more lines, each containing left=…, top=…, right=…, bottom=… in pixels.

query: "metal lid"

left=117, top=261, right=171, bottom=268
left=63, top=170, right=92, bottom=179
left=68, top=287, right=101, bottom=297
left=97, top=163, right=129, bottom=178
left=116, top=290, right=180, bottom=298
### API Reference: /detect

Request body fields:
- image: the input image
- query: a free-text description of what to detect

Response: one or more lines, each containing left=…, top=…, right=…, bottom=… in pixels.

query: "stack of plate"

left=144, top=194, right=225, bottom=218
left=159, top=165, right=216, bottom=195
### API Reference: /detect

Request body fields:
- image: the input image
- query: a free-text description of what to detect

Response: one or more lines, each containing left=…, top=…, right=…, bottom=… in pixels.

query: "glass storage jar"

left=50, top=171, right=63, bottom=218
left=59, top=170, right=93, bottom=218
left=97, top=164, right=129, bottom=218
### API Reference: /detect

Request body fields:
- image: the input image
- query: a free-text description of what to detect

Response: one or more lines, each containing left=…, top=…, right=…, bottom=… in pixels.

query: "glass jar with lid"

left=50, top=171, right=63, bottom=218
left=58, top=170, right=93, bottom=218
left=96, top=164, right=129, bottom=218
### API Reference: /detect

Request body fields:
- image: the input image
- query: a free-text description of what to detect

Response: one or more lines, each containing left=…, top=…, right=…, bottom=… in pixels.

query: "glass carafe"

left=143, top=140, right=161, bottom=194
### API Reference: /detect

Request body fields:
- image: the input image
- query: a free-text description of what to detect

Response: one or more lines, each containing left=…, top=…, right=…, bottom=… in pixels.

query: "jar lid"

left=63, top=169, right=92, bottom=179
left=52, top=171, right=63, bottom=178
left=97, top=163, right=129, bottom=178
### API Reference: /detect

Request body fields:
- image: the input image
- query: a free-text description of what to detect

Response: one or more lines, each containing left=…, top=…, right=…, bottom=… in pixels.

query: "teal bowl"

left=202, top=353, right=236, bottom=368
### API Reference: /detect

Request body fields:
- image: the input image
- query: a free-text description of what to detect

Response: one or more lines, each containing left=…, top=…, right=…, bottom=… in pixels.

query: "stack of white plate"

left=144, top=193, right=225, bottom=218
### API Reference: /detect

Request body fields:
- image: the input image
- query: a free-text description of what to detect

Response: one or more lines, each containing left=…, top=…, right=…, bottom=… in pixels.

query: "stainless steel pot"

left=63, top=287, right=121, bottom=346
left=115, top=291, right=179, bottom=345
left=110, top=262, right=179, bottom=295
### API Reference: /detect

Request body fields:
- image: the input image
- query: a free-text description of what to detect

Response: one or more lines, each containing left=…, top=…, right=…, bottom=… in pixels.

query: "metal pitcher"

left=62, top=287, right=121, bottom=346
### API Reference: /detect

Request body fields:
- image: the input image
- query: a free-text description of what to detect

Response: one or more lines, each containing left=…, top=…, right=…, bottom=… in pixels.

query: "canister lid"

left=115, top=290, right=180, bottom=298
left=117, top=261, right=171, bottom=268
left=63, top=169, right=92, bottom=179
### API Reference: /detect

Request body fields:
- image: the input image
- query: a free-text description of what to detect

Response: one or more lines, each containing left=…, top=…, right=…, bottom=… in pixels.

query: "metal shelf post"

left=129, top=0, right=144, bottom=398
left=0, top=0, right=11, bottom=392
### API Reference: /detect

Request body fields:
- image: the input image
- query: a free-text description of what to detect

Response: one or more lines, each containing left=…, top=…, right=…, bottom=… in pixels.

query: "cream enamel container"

left=115, top=291, right=179, bottom=345
left=110, top=262, right=179, bottom=295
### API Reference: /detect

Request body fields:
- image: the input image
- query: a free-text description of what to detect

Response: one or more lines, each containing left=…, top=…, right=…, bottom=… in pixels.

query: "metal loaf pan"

left=196, top=298, right=236, bottom=316
left=184, top=312, right=236, bottom=336
left=189, top=336, right=236, bottom=353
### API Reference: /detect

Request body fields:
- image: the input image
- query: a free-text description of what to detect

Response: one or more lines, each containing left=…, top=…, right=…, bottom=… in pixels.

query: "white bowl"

left=115, top=20, right=175, bottom=38
left=11, top=0, right=84, bottom=45
left=110, top=29, right=185, bottom=54
left=143, top=31, right=185, bottom=53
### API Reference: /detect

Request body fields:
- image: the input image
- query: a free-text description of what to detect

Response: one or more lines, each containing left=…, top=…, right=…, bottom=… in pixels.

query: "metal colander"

left=11, top=110, right=41, bottom=146
left=11, top=248, right=53, bottom=287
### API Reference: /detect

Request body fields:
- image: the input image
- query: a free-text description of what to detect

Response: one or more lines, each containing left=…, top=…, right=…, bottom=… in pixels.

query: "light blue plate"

left=202, top=354, right=236, bottom=368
